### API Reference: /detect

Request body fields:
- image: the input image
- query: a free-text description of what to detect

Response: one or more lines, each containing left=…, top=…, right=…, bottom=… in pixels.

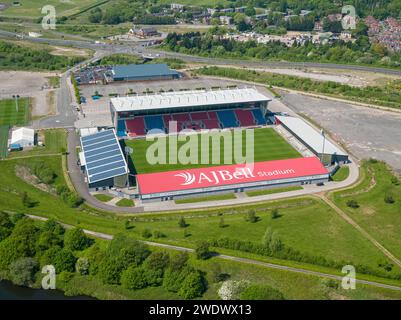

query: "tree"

left=210, top=262, right=228, bottom=283
left=240, top=285, right=285, bottom=300
left=9, top=257, right=39, bottom=286
left=346, top=200, right=359, bottom=208
left=246, top=209, right=258, bottom=223
left=21, top=191, right=35, bottom=208
left=142, top=229, right=152, bottom=239
left=178, top=216, right=187, bottom=228
left=121, top=266, right=148, bottom=290
left=35, top=230, right=63, bottom=253
left=76, top=257, right=90, bottom=275
left=195, top=241, right=212, bottom=260
left=97, top=256, right=125, bottom=285
left=53, top=248, right=77, bottom=273
left=271, top=208, right=280, bottom=219
left=384, top=193, right=395, bottom=204
left=169, top=252, right=189, bottom=271
left=0, top=212, right=13, bottom=229
left=144, top=251, right=170, bottom=271
left=219, top=217, right=226, bottom=228
left=108, top=234, right=150, bottom=268
left=163, top=265, right=194, bottom=292
left=86, top=244, right=105, bottom=276
left=178, top=271, right=206, bottom=299
left=64, top=228, right=92, bottom=251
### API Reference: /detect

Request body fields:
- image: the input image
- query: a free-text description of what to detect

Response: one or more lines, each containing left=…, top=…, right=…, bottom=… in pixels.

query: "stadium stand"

left=203, top=119, right=220, bottom=130
left=117, top=120, right=127, bottom=137
left=190, top=112, right=209, bottom=121
left=145, top=115, right=165, bottom=132
left=217, top=110, right=239, bottom=128
left=252, top=109, right=266, bottom=125
left=126, top=117, right=146, bottom=137
left=208, top=111, right=218, bottom=119
left=173, top=113, right=191, bottom=122
left=266, top=111, right=276, bottom=125
left=235, top=109, right=256, bottom=127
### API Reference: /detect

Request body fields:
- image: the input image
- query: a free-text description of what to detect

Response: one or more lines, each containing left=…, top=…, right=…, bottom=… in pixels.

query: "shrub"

left=144, top=251, right=170, bottom=271
left=121, top=266, right=148, bottom=290
left=346, top=200, right=359, bottom=208
left=219, top=217, right=226, bottom=228
left=53, top=248, right=77, bottom=273
left=152, top=230, right=165, bottom=239
left=178, top=217, right=187, bottom=228
left=21, top=192, right=35, bottom=208
left=75, top=257, right=90, bottom=275
left=163, top=266, right=193, bottom=292
left=97, top=256, right=125, bottom=285
left=195, top=241, right=212, bottom=260
left=209, top=262, right=229, bottom=283
left=384, top=193, right=395, bottom=204
left=169, top=252, right=189, bottom=271
left=9, top=257, right=39, bottom=286
left=142, top=229, right=152, bottom=239
left=218, top=280, right=249, bottom=300
left=245, top=209, right=259, bottom=223
left=64, top=228, right=92, bottom=251
left=271, top=209, right=280, bottom=219
left=240, top=285, right=285, bottom=300
left=178, top=271, right=206, bottom=299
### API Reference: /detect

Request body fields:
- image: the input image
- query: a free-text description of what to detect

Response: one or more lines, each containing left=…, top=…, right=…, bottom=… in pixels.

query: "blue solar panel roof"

left=80, top=129, right=128, bottom=184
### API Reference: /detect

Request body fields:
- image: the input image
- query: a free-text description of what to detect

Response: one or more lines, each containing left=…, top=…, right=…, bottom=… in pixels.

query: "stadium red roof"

left=137, top=157, right=328, bottom=195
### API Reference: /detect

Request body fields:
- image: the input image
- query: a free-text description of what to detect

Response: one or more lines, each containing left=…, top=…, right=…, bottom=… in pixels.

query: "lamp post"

left=320, top=129, right=326, bottom=165
left=12, top=95, right=20, bottom=113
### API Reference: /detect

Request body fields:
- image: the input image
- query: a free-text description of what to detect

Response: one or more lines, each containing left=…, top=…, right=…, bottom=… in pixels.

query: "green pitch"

left=0, top=98, right=30, bottom=126
left=126, top=127, right=300, bottom=174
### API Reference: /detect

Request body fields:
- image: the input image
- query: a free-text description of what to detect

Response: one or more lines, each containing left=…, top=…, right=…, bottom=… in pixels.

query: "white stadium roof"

left=110, top=88, right=271, bottom=112
left=276, top=115, right=347, bottom=156
left=11, top=127, right=34, bottom=145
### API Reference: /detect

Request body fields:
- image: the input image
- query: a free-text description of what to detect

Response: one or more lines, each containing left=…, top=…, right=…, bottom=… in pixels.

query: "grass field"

left=332, top=166, right=350, bottom=182
left=331, top=160, right=401, bottom=261
left=126, top=128, right=300, bottom=174
left=116, top=198, right=135, bottom=207
left=0, top=98, right=30, bottom=126
left=94, top=194, right=113, bottom=202
left=0, top=0, right=106, bottom=19
left=175, top=193, right=236, bottom=204
left=0, top=125, right=9, bottom=159
left=246, top=186, right=303, bottom=197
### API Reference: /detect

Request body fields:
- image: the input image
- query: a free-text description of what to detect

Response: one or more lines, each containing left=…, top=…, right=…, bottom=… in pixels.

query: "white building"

left=11, top=127, right=34, bottom=148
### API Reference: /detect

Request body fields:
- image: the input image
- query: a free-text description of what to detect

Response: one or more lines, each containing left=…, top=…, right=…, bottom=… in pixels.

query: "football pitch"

left=0, top=98, right=30, bottom=126
left=126, top=127, right=300, bottom=174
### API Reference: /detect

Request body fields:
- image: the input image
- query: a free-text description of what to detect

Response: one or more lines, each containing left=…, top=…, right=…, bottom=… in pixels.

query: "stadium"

left=79, top=87, right=348, bottom=202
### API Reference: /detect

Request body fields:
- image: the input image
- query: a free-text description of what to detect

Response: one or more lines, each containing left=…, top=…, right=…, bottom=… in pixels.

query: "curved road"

left=1, top=29, right=401, bottom=76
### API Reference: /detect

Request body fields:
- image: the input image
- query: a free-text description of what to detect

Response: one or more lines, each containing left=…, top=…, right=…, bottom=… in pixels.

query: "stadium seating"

left=145, top=115, right=165, bottom=132
left=207, top=111, right=218, bottom=119
left=190, top=112, right=209, bottom=121
left=173, top=113, right=191, bottom=122
left=217, top=110, right=239, bottom=128
left=265, top=111, right=276, bottom=125
left=117, top=120, right=127, bottom=137
left=126, top=117, right=146, bottom=137
left=235, top=109, right=256, bottom=127
left=203, top=119, right=220, bottom=130
left=252, top=109, right=266, bottom=125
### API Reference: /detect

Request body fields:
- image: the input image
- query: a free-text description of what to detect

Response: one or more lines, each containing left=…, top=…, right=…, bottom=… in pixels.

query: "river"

left=0, top=281, right=94, bottom=300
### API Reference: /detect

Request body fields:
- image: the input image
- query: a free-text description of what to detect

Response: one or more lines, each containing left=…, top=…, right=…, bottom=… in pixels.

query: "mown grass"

left=126, top=127, right=300, bottom=174
left=0, top=98, right=30, bottom=126
left=175, top=193, right=236, bottom=204
left=94, top=194, right=114, bottom=202
left=115, top=198, right=135, bottom=207
left=0, top=126, right=9, bottom=159
left=246, top=186, right=303, bottom=197
left=332, top=166, right=350, bottom=182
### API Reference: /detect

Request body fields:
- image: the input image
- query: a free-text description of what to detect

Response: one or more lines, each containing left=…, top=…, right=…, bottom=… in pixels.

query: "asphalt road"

left=1, top=29, right=401, bottom=76
left=23, top=213, right=401, bottom=293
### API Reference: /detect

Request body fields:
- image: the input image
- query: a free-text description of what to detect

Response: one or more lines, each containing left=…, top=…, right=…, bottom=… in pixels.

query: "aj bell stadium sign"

left=136, top=157, right=329, bottom=198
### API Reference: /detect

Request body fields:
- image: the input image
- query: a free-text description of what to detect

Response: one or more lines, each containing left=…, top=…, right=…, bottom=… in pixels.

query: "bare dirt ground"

left=0, top=71, right=59, bottom=118
left=50, top=46, right=91, bottom=57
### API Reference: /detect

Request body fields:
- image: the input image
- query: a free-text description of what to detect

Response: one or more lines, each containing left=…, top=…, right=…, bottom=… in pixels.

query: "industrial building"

left=136, top=157, right=329, bottom=201
left=111, top=64, right=180, bottom=82
left=110, top=87, right=272, bottom=137
left=275, top=115, right=349, bottom=164
left=79, top=129, right=128, bottom=190
left=10, top=127, right=34, bottom=148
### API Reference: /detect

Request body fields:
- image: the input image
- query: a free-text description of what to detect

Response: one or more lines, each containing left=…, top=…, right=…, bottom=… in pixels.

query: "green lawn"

left=116, top=198, right=135, bottom=207
left=0, top=98, right=30, bottom=126
left=332, top=166, right=350, bottom=182
left=126, top=128, right=300, bottom=174
left=0, top=126, right=9, bottom=159
left=94, top=194, right=114, bottom=202
left=331, top=160, right=401, bottom=261
left=175, top=193, right=236, bottom=204
left=246, top=186, right=303, bottom=197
